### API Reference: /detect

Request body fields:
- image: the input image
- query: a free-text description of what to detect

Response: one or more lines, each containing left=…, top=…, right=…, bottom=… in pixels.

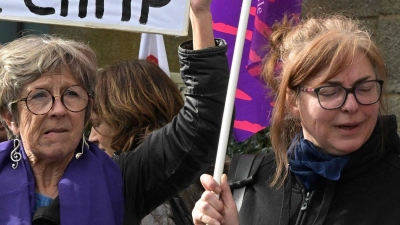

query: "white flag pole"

left=212, top=0, right=252, bottom=190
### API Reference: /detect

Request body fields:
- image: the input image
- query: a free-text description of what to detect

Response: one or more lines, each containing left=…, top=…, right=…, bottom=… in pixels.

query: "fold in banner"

left=138, top=33, right=170, bottom=76
left=211, top=0, right=301, bottom=142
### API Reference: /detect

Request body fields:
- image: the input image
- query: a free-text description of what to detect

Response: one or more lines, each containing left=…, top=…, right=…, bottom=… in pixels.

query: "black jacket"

left=113, top=39, right=229, bottom=225
left=236, top=115, right=400, bottom=225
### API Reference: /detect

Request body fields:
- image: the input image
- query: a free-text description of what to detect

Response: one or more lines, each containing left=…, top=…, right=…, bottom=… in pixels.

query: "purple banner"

left=211, top=0, right=301, bottom=142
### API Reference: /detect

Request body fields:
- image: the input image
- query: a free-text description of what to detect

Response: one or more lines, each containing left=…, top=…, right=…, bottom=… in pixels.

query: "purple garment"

left=0, top=140, right=124, bottom=225
left=211, top=0, right=301, bottom=142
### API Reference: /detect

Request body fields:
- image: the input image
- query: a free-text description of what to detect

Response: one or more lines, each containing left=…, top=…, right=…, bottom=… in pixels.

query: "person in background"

left=89, top=59, right=192, bottom=224
left=101, top=0, right=228, bottom=223
left=192, top=13, right=400, bottom=225
left=0, top=0, right=229, bottom=224
left=89, top=59, right=183, bottom=157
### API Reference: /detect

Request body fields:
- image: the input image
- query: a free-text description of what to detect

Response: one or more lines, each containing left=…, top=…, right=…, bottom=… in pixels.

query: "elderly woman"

left=192, top=13, right=400, bottom=225
left=0, top=0, right=228, bottom=224
left=0, top=36, right=124, bottom=225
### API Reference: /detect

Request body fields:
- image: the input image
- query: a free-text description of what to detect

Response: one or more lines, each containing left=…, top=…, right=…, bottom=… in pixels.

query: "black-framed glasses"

left=10, top=85, right=91, bottom=115
left=300, top=80, right=383, bottom=110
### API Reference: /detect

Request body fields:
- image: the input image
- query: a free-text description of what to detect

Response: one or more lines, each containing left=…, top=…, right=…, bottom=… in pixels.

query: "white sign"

left=0, top=0, right=190, bottom=36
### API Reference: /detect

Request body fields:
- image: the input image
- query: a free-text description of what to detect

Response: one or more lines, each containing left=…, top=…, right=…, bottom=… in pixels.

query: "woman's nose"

left=88, top=127, right=98, bottom=143
left=340, top=93, right=359, bottom=112
left=48, top=96, right=68, bottom=115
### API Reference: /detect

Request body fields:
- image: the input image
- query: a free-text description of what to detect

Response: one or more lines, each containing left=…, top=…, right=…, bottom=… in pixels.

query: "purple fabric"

left=0, top=140, right=124, bottom=225
left=211, top=0, right=301, bottom=142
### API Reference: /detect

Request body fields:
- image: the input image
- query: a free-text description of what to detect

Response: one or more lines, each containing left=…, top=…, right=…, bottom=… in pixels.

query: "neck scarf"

left=0, top=140, right=124, bottom=225
left=287, top=136, right=350, bottom=191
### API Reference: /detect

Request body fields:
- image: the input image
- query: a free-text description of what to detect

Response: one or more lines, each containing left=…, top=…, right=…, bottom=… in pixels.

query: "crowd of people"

left=0, top=0, right=400, bottom=225
left=0, top=0, right=227, bottom=224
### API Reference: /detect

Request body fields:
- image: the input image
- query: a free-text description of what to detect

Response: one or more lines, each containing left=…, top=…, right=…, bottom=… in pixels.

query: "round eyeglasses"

left=300, top=80, right=383, bottom=110
left=10, top=85, right=91, bottom=115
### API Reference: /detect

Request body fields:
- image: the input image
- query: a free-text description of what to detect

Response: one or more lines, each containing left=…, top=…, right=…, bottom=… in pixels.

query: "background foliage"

left=227, top=127, right=272, bottom=156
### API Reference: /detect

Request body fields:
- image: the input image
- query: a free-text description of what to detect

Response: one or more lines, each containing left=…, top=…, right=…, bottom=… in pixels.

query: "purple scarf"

left=0, top=140, right=124, bottom=225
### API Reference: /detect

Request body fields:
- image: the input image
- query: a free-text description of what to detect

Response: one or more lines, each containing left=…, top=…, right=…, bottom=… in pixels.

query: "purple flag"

left=211, top=0, right=301, bottom=142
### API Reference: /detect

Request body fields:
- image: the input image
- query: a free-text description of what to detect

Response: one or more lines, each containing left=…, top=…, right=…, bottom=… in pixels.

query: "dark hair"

left=93, top=59, right=184, bottom=152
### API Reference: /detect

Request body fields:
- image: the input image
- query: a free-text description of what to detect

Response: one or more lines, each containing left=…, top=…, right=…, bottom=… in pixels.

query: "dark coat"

left=113, top=39, right=229, bottom=225
left=236, top=115, right=400, bottom=225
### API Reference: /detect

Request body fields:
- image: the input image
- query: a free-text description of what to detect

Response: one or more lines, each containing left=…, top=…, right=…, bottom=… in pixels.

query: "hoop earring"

left=10, top=139, right=21, bottom=169
left=76, top=134, right=89, bottom=159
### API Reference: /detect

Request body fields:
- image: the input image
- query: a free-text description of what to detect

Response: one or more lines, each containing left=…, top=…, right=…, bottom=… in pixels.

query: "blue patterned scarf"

left=287, top=136, right=350, bottom=191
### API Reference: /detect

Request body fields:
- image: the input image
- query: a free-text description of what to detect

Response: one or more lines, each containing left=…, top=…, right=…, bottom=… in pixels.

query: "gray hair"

left=0, top=34, right=97, bottom=138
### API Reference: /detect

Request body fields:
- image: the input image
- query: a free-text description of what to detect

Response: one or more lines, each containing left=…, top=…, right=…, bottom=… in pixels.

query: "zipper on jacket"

left=301, top=192, right=311, bottom=210
left=295, top=191, right=313, bottom=225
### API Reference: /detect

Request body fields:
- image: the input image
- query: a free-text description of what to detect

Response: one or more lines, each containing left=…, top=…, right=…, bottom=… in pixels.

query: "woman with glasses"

left=0, top=0, right=229, bottom=224
left=192, top=14, right=400, bottom=225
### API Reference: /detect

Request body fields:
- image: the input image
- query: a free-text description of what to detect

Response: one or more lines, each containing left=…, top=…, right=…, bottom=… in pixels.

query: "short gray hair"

left=0, top=35, right=97, bottom=137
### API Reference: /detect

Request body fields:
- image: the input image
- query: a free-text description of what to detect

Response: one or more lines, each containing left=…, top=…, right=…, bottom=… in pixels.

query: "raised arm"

left=113, top=0, right=230, bottom=224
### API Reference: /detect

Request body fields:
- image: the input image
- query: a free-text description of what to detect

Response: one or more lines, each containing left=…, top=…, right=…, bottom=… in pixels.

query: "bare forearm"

left=190, top=6, right=215, bottom=50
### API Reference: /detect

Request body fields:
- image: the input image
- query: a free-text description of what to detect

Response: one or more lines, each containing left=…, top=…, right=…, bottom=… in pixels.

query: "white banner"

left=0, top=0, right=190, bottom=36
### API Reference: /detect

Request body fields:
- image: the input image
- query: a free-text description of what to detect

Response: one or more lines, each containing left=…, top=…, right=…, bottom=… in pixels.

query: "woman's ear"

left=0, top=110, right=19, bottom=135
left=286, top=88, right=300, bottom=117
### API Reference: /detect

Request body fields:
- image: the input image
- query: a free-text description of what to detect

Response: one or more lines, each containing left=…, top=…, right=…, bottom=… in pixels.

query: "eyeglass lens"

left=317, top=80, right=382, bottom=109
left=26, top=86, right=89, bottom=115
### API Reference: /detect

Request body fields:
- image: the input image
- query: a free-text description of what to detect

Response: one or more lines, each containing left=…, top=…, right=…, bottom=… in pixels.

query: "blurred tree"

left=227, top=127, right=272, bottom=156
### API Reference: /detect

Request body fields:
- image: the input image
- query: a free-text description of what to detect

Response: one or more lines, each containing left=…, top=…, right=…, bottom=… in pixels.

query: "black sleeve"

left=113, top=39, right=229, bottom=224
